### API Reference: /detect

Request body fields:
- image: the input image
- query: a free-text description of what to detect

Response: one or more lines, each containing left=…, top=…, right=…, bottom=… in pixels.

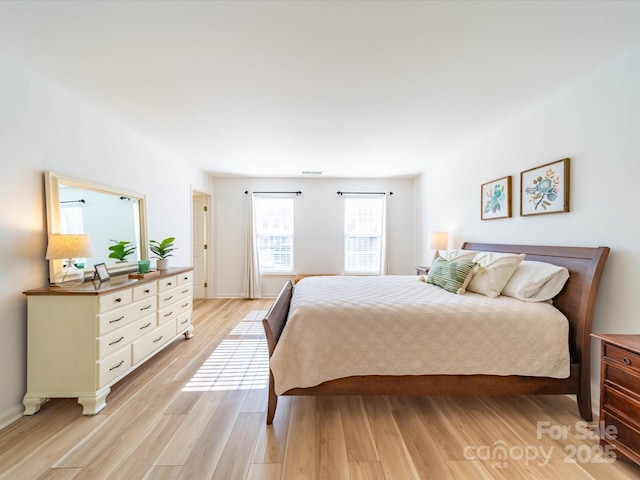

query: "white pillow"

left=443, top=249, right=477, bottom=262
left=467, top=252, right=525, bottom=298
left=502, top=260, right=570, bottom=302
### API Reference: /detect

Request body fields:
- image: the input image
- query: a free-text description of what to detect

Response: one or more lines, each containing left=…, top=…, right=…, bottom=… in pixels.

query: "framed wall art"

left=520, top=158, right=570, bottom=216
left=481, top=175, right=512, bottom=220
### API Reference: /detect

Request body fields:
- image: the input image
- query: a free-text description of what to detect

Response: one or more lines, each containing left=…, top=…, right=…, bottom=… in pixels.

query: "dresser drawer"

left=134, top=314, right=156, bottom=338
left=158, top=297, right=191, bottom=325
left=97, top=321, right=141, bottom=359
left=98, top=302, right=139, bottom=336
left=177, top=271, right=193, bottom=285
left=130, top=297, right=157, bottom=319
left=133, top=282, right=157, bottom=301
left=158, top=284, right=191, bottom=310
left=158, top=275, right=178, bottom=292
left=177, top=311, right=192, bottom=333
left=604, top=344, right=640, bottom=372
left=98, top=289, right=132, bottom=313
left=97, top=347, right=131, bottom=388
left=132, top=321, right=176, bottom=364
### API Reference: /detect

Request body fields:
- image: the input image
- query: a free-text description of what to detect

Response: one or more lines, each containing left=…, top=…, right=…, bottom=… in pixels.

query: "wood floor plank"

left=247, top=463, right=283, bottom=480
left=0, top=414, right=106, bottom=480
left=212, top=412, right=263, bottom=480
left=252, top=395, right=292, bottom=464
left=106, top=414, right=184, bottom=480
left=317, top=409, right=350, bottom=480
left=392, top=399, right=455, bottom=480
left=154, top=390, right=231, bottom=466
left=176, top=389, right=247, bottom=480
left=281, top=396, right=317, bottom=479
left=339, top=396, right=379, bottom=462
left=362, top=396, right=420, bottom=480
left=348, top=461, right=386, bottom=480
left=35, top=468, right=82, bottom=480
left=142, top=466, right=182, bottom=480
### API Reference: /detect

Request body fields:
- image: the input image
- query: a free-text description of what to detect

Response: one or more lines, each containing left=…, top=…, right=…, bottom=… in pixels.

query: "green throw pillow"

left=426, top=257, right=477, bottom=294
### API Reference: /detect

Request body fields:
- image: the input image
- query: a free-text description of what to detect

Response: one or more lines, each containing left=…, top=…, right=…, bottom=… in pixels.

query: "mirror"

left=44, top=171, right=148, bottom=281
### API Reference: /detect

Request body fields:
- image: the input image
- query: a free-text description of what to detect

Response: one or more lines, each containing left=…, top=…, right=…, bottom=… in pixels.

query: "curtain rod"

left=337, top=191, right=393, bottom=195
left=60, top=199, right=85, bottom=204
left=244, top=190, right=302, bottom=195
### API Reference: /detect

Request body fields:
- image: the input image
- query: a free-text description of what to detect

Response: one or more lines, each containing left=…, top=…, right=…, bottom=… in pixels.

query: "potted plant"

left=149, top=237, right=176, bottom=270
left=108, top=240, right=136, bottom=263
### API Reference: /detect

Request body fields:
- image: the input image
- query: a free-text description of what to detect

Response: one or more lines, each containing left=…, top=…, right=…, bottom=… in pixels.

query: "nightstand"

left=592, top=334, right=640, bottom=465
left=415, top=266, right=429, bottom=275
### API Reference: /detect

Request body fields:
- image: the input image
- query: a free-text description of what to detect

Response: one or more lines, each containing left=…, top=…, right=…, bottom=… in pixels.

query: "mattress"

left=270, top=275, right=570, bottom=395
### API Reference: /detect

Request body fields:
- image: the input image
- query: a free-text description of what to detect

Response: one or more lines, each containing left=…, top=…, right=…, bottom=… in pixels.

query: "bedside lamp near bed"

left=428, top=231, right=449, bottom=263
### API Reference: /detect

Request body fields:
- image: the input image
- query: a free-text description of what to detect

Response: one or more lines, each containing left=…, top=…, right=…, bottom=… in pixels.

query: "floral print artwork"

left=524, top=167, right=560, bottom=211
left=520, top=158, right=569, bottom=216
left=484, top=183, right=506, bottom=215
left=481, top=176, right=511, bottom=220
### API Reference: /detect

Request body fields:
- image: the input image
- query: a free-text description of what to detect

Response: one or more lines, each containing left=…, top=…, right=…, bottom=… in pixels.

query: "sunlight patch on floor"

left=182, top=310, right=270, bottom=392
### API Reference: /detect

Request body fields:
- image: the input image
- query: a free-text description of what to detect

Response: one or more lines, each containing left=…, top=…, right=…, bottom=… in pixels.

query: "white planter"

left=156, top=259, right=169, bottom=270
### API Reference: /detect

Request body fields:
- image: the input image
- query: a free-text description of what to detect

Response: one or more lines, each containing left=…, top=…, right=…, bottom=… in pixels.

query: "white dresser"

left=23, top=267, right=194, bottom=415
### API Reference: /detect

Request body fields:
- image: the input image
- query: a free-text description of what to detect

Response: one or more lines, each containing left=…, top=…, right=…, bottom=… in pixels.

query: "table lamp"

left=45, top=234, right=92, bottom=287
left=428, top=231, right=449, bottom=262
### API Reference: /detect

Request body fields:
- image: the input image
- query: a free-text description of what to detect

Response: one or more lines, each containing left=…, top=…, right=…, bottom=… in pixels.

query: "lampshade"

left=45, top=234, right=92, bottom=260
left=45, top=234, right=92, bottom=287
left=428, top=231, right=449, bottom=251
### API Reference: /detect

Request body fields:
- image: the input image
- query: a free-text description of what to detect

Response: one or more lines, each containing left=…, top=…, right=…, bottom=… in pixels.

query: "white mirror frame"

left=44, top=171, right=148, bottom=282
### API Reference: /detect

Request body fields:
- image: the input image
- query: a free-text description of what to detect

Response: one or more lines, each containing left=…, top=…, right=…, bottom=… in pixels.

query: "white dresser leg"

left=23, top=395, right=46, bottom=415
left=78, top=387, right=110, bottom=415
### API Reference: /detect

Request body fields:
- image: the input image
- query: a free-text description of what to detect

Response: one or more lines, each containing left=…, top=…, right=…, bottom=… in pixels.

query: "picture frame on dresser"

left=93, top=263, right=110, bottom=282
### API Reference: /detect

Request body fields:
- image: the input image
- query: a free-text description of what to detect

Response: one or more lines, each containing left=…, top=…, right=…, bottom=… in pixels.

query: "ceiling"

left=2, top=1, right=640, bottom=178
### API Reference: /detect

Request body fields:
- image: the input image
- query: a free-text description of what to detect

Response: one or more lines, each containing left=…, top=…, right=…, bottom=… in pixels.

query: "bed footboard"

left=262, top=280, right=293, bottom=424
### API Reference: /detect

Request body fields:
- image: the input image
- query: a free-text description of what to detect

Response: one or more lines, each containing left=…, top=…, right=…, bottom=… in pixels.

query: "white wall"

left=212, top=177, right=415, bottom=297
left=416, top=48, right=640, bottom=410
left=0, top=55, right=213, bottom=427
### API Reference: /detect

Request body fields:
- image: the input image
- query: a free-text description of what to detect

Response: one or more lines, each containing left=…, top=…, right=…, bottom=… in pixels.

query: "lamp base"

left=53, top=265, right=85, bottom=287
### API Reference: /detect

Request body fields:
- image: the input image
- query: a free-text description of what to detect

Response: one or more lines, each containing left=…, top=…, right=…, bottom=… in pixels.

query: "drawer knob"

left=115, top=298, right=122, bottom=303
left=144, top=289, right=150, bottom=294
left=109, top=316, right=125, bottom=324
left=153, top=335, right=164, bottom=343
left=109, top=336, right=125, bottom=346
left=140, top=322, right=152, bottom=330
left=141, top=304, right=152, bottom=311
left=623, top=357, right=632, bottom=365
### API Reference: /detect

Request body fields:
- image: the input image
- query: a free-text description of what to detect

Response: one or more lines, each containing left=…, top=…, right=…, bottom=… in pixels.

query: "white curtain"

left=380, top=193, right=389, bottom=275
left=244, top=192, right=261, bottom=299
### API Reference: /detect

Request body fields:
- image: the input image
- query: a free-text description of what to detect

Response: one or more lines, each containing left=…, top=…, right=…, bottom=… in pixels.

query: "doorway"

left=192, top=189, right=211, bottom=299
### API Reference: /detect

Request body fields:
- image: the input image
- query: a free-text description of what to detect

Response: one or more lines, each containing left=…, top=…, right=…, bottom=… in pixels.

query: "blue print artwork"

left=524, top=167, right=559, bottom=211
left=484, top=183, right=505, bottom=215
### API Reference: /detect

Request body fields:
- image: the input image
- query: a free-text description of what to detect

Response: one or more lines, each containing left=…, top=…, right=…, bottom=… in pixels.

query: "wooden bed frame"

left=262, top=243, right=610, bottom=425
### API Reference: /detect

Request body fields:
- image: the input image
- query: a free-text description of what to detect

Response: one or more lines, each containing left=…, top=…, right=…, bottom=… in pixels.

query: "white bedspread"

left=270, top=275, right=570, bottom=395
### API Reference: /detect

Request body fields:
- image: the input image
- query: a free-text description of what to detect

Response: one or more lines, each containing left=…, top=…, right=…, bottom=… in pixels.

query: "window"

left=254, top=197, right=294, bottom=273
left=344, top=195, right=386, bottom=274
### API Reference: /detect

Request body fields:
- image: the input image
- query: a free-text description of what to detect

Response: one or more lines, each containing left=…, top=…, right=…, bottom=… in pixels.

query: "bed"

left=262, top=243, right=610, bottom=424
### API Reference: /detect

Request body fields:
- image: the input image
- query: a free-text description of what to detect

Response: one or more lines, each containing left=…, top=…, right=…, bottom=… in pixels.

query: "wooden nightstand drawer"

left=601, top=411, right=640, bottom=463
left=604, top=344, right=640, bottom=371
left=603, top=385, right=640, bottom=427
left=604, top=362, right=640, bottom=399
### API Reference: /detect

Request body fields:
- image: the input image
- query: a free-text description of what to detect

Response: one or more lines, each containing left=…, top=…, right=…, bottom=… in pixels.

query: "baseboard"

left=0, top=404, right=23, bottom=431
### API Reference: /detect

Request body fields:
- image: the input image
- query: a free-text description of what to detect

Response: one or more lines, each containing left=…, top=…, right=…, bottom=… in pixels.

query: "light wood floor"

left=2, top=297, right=640, bottom=480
